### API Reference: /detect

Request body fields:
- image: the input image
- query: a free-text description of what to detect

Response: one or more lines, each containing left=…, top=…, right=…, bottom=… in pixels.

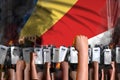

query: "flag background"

left=0, top=0, right=120, bottom=46
left=21, top=0, right=108, bottom=47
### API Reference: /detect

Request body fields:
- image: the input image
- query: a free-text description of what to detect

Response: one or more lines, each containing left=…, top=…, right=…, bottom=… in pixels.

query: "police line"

left=0, top=44, right=120, bottom=65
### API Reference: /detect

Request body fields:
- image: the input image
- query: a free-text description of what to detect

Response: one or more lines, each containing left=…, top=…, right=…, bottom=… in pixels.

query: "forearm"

left=8, top=69, right=16, bottom=80
left=75, top=35, right=88, bottom=80
left=46, top=67, right=51, bottom=80
left=0, top=72, right=5, bottom=80
left=16, top=60, right=26, bottom=80
left=37, top=72, right=44, bottom=80
left=110, top=62, right=115, bottom=80
left=77, top=51, right=88, bottom=80
left=101, top=69, right=104, bottom=80
left=31, top=62, right=38, bottom=80
left=16, top=70, right=23, bottom=80
left=51, top=73, right=55, bottom=80
left=89, top=68, right=93, bottom=80
left=93, top=62, right=99, bottom=80
left=24, top=64, right=30, bottom=80
left=110, top=69, right=115, bottom=80
left=61, top=62, right=69, bottom=80
left=70, top=71, right=77, bottom=80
